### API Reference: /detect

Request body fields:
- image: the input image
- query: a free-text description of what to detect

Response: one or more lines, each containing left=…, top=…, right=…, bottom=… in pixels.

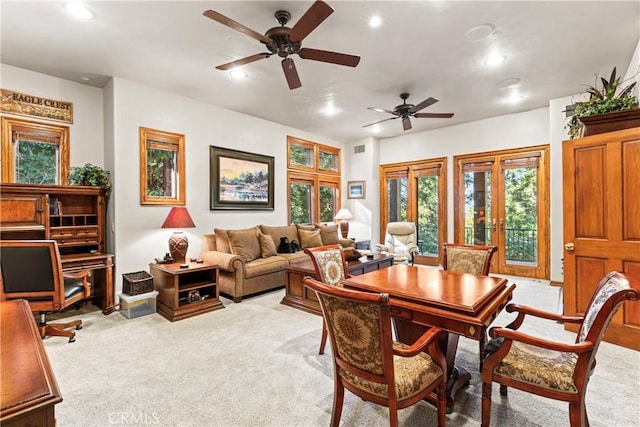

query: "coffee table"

left=281, top=253, right=394, bottom=315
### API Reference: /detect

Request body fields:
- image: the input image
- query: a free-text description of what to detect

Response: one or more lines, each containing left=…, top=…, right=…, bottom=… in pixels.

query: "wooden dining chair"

left=303, top=276, right=447, bottom=427
left=0, top=240, right=92, bottom=342
left=442, top=243, right=497, bottom=368
left=481, top=271, right=639, bottom=427
left=303, top=244, right=349, bottom=355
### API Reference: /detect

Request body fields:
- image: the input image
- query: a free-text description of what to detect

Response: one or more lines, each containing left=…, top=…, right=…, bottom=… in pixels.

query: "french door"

left=380, top=158, right=447, bottom=266
left=454, top=146, right=549, bottom=278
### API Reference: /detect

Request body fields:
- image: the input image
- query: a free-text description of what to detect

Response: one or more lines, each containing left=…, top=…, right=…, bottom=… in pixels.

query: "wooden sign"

left=1, top=89, right=73, bottom=123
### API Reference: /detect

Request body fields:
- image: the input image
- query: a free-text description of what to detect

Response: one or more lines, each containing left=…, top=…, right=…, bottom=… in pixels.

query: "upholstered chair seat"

left=491, top=341, right=578, bottom=393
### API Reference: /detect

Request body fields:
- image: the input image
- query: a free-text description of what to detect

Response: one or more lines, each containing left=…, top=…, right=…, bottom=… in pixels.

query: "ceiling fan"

left=363, top=93, right=454, bottom=131
left=203, top=0, right=360, bottom=90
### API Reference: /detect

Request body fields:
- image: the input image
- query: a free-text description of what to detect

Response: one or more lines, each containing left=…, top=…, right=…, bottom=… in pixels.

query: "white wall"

left=341, top=136, right=380, bottom=243
left=0, top=64, right=104, bottom=168
left=109, top=78, right=342, bottom=283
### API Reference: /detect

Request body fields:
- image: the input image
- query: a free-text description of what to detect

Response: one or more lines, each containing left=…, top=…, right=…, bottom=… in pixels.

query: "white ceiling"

left=2, top=1, right=639, bottom=142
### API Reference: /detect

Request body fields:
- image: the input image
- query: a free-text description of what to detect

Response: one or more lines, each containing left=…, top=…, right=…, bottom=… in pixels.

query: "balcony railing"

left=465, top=226, right=537, bottom=263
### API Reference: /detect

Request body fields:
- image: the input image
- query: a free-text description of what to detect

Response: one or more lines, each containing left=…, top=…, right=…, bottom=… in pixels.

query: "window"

left=139, top=127, right=185, bottom=205
left=287, top=136, right=341, bottom=224
left=1, top=117, right=69, bottom=185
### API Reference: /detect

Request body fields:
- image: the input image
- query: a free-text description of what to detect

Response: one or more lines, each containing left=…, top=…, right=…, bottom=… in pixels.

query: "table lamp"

left=161, top=207, right=196, bottom=263
left=334, top=208, right=353, bottom=238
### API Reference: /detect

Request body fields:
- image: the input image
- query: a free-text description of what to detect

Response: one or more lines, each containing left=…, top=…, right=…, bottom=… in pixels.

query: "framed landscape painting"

left=209, top=146, right=274, bottom=210
left=347, top=180, right=366, bottom=199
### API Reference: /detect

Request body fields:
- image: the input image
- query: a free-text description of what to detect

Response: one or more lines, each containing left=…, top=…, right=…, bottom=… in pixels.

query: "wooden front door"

left=562, top=127, right=640, bottom=351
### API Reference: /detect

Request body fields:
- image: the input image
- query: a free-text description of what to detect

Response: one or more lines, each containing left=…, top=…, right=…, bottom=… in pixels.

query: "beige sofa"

left=200, top=223, right=352, bottom=302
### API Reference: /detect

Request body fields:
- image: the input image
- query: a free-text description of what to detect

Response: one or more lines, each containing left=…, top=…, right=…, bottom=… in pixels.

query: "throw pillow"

left=258, top=233, right=277, bottom=258
left=213, top=228, right=231, bottom=253
left=227, top=228, right=261, bottom=262
left=315, top=223, right=339, bottom=245
left=299, top=229, right=323, bottom=248
left=259, top=224, right=298, bottom=249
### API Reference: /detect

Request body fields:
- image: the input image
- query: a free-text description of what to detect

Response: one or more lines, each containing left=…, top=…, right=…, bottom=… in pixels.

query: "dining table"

left=343, top=264, right=516, bottom=411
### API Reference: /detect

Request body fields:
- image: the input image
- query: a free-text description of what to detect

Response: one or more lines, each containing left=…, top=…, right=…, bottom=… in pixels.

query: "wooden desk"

left=1, top=300, right=62, bottom=426
left=282, top=254, right=394, bottom=315
left=344, top=264, right=515, bottom=410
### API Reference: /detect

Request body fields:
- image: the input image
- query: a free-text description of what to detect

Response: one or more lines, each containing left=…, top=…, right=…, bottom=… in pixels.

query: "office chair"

left=304, top=276, right=447, bottom=427
left=481, top=271, right=639, bottom=427
left=0, top=240, right=92, bottom=342
left=303, top=244, right=349, bottom=355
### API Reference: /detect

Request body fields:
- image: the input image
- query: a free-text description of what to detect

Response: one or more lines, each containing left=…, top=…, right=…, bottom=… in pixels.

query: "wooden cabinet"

left=0, top=184, right=115, bottom=314
left=150, top=262, right=224, bottom=321
left=562, top=127, right=640, bottom=351
left=282, top=254, right=394, bottom=315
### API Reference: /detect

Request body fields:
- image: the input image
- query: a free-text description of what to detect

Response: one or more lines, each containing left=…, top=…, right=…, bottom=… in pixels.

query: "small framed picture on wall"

left=347, top=181, right=366, bottom=199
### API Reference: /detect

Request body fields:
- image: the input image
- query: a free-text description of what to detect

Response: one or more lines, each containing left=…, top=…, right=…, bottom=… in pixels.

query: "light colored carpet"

left=43, top=275, right=639, bottom=427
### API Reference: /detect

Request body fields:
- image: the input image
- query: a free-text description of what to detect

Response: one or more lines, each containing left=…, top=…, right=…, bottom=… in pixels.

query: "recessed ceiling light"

left=465, top=24, right=495, bottom=41
left=229, top=69, right=247, bottom=80
left=64, top=3, right=94, bottom=19
left=485, top=52, right=506, bottom=66
left=371, top=124, right=381, bottom=134
left=323, top=104, right=340, bottom=116
left=505, top=93, right=523, bottom=104
left=497, top=78, right=521, bottom=89
left=80, top=76, right=91, bottom=81
left=369, top=16, right=382, bottom=28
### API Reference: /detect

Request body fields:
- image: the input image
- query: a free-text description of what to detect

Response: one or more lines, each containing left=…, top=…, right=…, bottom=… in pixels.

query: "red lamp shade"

left=161, top=207, right=196, bottom=263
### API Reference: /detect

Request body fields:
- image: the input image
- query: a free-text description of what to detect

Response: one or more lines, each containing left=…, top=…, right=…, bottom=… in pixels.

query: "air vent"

left=354, top=145, right=365, bottom=154
left=564, top=104, right=576, bottom=118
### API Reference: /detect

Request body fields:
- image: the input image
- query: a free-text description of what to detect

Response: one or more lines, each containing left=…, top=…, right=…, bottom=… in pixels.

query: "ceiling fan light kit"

left=204, top=0, right=360, bottom=90
left=364, top=93, right=454, bottom=131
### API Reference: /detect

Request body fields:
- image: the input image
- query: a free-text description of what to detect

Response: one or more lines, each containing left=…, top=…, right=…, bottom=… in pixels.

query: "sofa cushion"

left=244, top=256, right=289, bottom=279
left=213, top=228, right=231, bottom=253
left=228, top=228, right=261, bottom=262
left=299, top=229, right=323, bottom=248
left=260, top=225, right=298, bottom=250
left=316, top=223, right=340, bottom=245
left=258, top=232, right=277, bottom=258
left=278, top=251, right=310, bottom=264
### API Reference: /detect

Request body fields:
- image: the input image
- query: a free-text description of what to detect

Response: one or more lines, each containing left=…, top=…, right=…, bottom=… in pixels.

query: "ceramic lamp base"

left=168, top=231, right=188, bottom=263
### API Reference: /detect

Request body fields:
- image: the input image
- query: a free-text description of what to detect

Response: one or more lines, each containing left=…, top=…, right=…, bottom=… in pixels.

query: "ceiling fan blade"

left=215, top=53, right=271, bottom=71
left=368, top=107, right=396, bottom=115
left=203, top=10, right=272, bottom=44
left=282, top=58, right=302, bottom=90
left=298, top=48, right=360, bottom=67
left=409, top=97, right=438, bottom=113
left=363, top=117, right=399, bottom=128
left=414, top=112, right=455, bottom=119
left=288, top=0, right=334, bottom=43
left=402, top=117, right=412, bottom=131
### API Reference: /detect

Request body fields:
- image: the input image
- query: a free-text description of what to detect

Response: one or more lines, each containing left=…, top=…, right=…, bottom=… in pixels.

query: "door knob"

left=564, top=243, right=575, bottom=251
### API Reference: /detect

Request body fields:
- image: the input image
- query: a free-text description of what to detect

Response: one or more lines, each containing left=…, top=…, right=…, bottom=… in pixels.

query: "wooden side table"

left=150, top=262, right=224, bottom=321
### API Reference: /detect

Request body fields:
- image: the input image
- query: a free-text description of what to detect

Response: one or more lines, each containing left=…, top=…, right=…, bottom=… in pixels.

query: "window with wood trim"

left=139, top=127, right=185, bottom=205
left=380, top=158, right=447, bottom=266
left=287, top=136, right=341, bottom=224
left=1, top=117, right=70, bottom=185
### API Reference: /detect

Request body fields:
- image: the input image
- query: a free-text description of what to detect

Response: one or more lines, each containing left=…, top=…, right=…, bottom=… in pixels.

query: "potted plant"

left=68, top=163, right=111, bottom=196
left=566, top=67, right=638, bottom=139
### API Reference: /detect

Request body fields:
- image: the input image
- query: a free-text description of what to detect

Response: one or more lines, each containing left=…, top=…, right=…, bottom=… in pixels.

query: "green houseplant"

left=566, top=67, right=638, bottom=139
left=68, top=163, right=111, bottom=196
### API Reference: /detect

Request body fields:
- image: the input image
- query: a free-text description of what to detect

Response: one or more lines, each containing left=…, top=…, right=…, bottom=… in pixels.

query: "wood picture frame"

left=209, top=146, right=274, bottom=210
left=347, top=180, right=366, bottom=199
left=139, top=127, right=185, bottom=206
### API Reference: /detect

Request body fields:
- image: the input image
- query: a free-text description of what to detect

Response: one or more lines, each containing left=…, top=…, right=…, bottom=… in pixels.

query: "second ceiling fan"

left=364, top=93, right=454, bottom=131
left=203, top=0, right=360, bottom=90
